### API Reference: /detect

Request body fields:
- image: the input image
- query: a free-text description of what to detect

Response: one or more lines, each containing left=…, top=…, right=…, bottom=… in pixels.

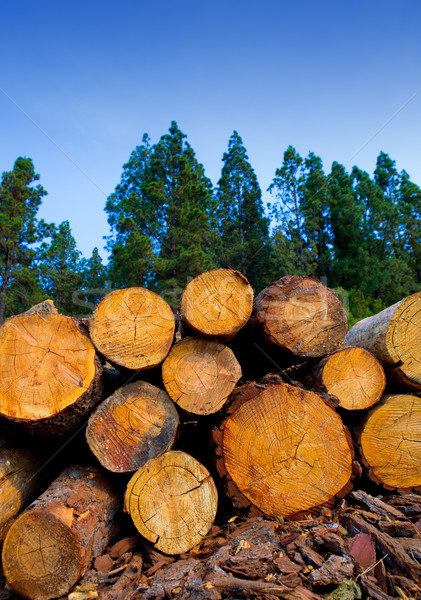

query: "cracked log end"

left=221, top=382, right=353, bottom=517
left=310, top=347, right=386, bottom=410
left=124, top=450, right=218, bottom=555
left=90, top=287, right=175, bottom=371
left=180, top=268, right=253, bottom=339
left=0, top=312, right=97, bottom=422
left=162, top=337, right=242, bottom=415
left=360, top=394, right=421, bottom=490
left=87, top=381, right=179, bottom=473
left=2, top=465, right=119, bottom=600
left=252, top=276, right=348, bottom=357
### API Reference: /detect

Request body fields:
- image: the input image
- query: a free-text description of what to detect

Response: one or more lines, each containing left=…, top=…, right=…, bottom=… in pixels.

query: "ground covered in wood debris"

left=2, top=490, right=419, bottom=600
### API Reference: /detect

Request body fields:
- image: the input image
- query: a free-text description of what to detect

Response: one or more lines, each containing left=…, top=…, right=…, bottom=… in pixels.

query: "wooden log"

left=344, top=291, right=421, bottom=390
left=0, top=447, right=39, bottom=542
left=215, top=378, right=353, bottom=517
left=162, top=336, right=242, bottom=415
left=252, top=276, right=348, bottom=357
left=86, top=380, right=179, bottom=473
left=0, top=311, right=102, bottom=434
left=2, top=465, right=119, bottom=600
left=124, top=450, right=218, bottom=555
left=180, top=268, right=253, bottom=340
left=309, top=347, right=386, bottom=410
left=358, top=394, right=421, bottom=490
left=90, top=287, right=175, bottom=371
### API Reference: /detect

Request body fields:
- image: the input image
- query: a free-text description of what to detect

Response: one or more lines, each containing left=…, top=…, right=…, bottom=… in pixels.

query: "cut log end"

left=222, top=382, right=353, bottom=517
left=125, top=450, right=218, bottom=555
left=90, top=287, right=175, bottom=370
left=87, top=381, right=179, bottom=473
left=180, top=269, right=253, bottom=339
left=360, top=394, right=421, bottom=490
left=0, top=313, right=97, bottom=421
left=388, top=293, right=421, bottom=388
left=162, top=337, right=242, bottom=415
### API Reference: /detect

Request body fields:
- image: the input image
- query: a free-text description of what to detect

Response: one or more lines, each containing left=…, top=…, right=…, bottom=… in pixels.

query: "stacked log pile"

left=0, top=269, right=419, bottom=600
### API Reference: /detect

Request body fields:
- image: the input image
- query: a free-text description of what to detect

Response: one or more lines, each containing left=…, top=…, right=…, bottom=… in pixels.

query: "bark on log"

left=0, top=447, right=39, bottom=542
left=344, top=291, right=421, bottom=390
left=0, top=311, right=102, bottom=434
left=2, top=465, right=119, bottom=600
left=125, top=450, right=218, bottom=555
left=180, top=268, right=253, bottom=340
left=162, top=337, right=242, bottom=415
left=309, top=347, right=386, bottom=410
left=90, top=287, right=175, bottom=371
left=215, top=378, right=353, bottom=517
left=252, top=276, right=348, bottom=357
left=358, top=394, right=421, bottom=490
left=86, top=380, right=179, bottom=473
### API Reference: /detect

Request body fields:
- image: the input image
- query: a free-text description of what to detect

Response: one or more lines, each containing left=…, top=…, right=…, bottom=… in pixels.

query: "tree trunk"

left=213, top=376, right=353, bottom=518
left=344, top=292, right=421, bottom=390
left=2, top=465, right=119, bottom=600
left=124, top=450, right=218, bottom=555
left=0, top=310, right=103, bottom=435
left=86, top=380, right=179, bottom=473
left=252, top=276, right=348, bottom=357
left=162, top=336, right=242, bottom=415
left=0, top=447, right=39, bottom=542
left=180, top=268, right=253, bottom=341
left=309, top=347, right=386, bottom=410
left=358, top=394, right=421, bottom=491
left=90, top=287, right=175, bottom=371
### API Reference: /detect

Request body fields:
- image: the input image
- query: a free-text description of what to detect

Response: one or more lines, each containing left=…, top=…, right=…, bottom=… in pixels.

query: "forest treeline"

left=1, top=121, right=420, bottom=325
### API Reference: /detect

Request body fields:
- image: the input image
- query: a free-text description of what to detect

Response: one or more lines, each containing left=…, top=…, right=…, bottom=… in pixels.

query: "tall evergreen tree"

left=0, top=158, right=51, bottom=322
left=79, top=247, right=109, bottom=312
left=216, top=131, right=270, bottom=291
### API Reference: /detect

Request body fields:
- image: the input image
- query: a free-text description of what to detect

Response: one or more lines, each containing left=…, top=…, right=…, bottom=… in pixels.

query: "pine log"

left=309, top=347, right=386, bottom=410
left=344, top=291, right=421, bottom=390
left=90, top=287, right=175, bottom=370
left=86, top=380, right=179, bottom=473
left=124, top=450, right=218, bottom=555
left=359, top=394, right=421, bottom=490
left=2, top=465, right=119, bottom=600
left=0, top=311, right=102, bottom=434
left=162, top=336, right=242, bottom=415
left=252, top=276, right=348, bottom=357
left=180, top=268, right=253, bottom=340
left=0, top=447, right=39, bottom=542
left=215, top=379, right=353, bottom=517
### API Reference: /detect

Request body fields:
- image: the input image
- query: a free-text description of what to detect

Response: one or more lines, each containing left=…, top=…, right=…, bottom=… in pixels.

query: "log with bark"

left=90, top=287, right=175, bottom=371
left=125, top=450, right=218, bottom=555
left=309, top=347, right=386, bottom=410
left=162, top=336, right=242, bottom=415
left=2, top=465, right=119, bottom=600
left=252, top=276, right=348, bottom=357
left=180, top=268, right=254, bottom=340
left=86, top=380, right=180, bottom=473
left=344, top=291, right=421, bottom=390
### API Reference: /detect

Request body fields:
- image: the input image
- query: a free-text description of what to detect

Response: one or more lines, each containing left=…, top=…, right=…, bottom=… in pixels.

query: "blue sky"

left=1, top=0, right=420, bottom=258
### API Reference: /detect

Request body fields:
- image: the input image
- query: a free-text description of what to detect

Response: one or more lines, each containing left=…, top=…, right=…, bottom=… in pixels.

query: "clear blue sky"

left=1, top=0, right=420, bottom=258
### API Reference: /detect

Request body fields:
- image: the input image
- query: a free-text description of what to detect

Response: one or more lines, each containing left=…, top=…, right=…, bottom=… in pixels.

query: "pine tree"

left=79, top=247, right=109, bottom=313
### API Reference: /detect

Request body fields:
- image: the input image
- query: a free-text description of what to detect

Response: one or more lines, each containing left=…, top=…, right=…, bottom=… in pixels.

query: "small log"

left=252, top=276, right=348, bottom=357
left=218, top=379, right=353, bottom=517
left=2, top=465, right=119, bottom=600
left=162, top=337, right=242, bottom=415
left=125, top=450, right=218, bottom=555
left=309, top=347, right=385, bottom=410
left=344, top=291, right=421, bottom=390
left=0, top=447, right=39, bottom=542
left=0, top=311, right=102, bottom=434
left=359, top=394, right=421, bottom=490
left=86, top=380, right=179, bottom=473
left=180, top=268, right=253, bottom=340
left=90, top=287, right=175, bottom=370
